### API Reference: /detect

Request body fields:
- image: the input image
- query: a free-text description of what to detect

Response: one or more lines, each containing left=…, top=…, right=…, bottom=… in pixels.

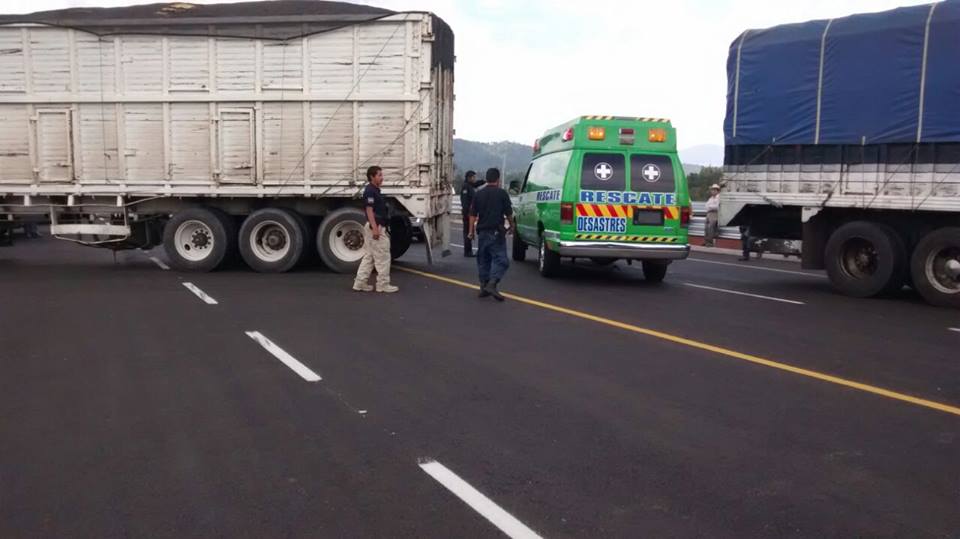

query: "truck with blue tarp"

left=721, top=1, right=960, bottom=307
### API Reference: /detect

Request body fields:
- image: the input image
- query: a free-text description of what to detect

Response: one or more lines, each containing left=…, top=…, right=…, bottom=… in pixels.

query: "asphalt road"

left=1, top=232, right=958, bottom=538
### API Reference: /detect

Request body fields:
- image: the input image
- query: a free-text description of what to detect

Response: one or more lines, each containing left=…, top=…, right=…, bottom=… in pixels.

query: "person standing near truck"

left=739, top=224, right=751, bottom=261
left=353, top=166, right=399, bottom=293
left=468, top=168, right=515, bottom=301
left=459, top=170, right=478, bottom=257
left=704, top=183, right=721, bottom=247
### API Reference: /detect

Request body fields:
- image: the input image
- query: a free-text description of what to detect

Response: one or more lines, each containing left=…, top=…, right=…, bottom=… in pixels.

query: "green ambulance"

left=511, top=116, right=691, bottom=280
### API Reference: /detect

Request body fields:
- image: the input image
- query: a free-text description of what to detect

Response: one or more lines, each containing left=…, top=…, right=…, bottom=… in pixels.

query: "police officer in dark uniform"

left=460, top=170, right=478, bottom=257
left=468, top=168, right=515, bottom=301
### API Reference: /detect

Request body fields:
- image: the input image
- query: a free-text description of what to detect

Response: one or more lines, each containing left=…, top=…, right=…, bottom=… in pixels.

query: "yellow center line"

left=396, top=266, right=960, bottom=418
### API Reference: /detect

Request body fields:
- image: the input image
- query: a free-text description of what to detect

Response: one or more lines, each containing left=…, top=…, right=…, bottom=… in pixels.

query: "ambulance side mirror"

left=508, top=181, right=521, bottom=195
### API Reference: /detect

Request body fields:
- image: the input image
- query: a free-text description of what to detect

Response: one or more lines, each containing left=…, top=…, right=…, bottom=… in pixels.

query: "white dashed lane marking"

left=182, top=282, right=218, bottom=305
left=149, top=256, right=170, bottom=270
left=683, top=282, right=806, bottom=305
left=245, top=331, right=322, bottom=382
left=418, top=460, right=543, bottom=539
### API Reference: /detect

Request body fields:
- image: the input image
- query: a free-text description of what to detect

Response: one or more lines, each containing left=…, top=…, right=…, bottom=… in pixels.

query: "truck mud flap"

left=424, top=213, right=451, bottom=264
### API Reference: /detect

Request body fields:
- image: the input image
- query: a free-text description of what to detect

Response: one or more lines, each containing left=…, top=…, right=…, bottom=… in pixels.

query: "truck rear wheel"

left=538, top=237, right=560, bottom=278
left=512, top=233, right=526, bottom=261
left=825, top=221, right=907, bottom=298
left=317, top=207, right=367, bottom=274
left=910, top=227, right=960, bottom=308
left=239, top=208, right=307, bottom=273
left=163, top=207, right=235, bottom=272
left=642, top=261, right=668, bottom=283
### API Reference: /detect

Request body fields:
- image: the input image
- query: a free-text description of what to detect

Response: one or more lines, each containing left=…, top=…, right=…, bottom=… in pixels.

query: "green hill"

left=452, top=138, right=708, bottom=191
left=453, top=139, right=532, bottom=187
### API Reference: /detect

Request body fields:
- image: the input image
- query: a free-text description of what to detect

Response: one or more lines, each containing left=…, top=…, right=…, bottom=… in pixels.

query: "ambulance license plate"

left=633, top=209, right=663, bottom=226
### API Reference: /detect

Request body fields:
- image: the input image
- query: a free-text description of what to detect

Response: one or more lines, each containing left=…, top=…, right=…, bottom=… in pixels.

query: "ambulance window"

left=630, top=154, right=675, bottom=193
left=525, top=150, right=572, bottom=192
left=580, top=153, right=625, bottom=191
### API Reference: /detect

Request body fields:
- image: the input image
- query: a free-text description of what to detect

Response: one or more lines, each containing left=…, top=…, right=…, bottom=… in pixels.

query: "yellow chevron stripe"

left=574, top=234, right=680, bottom=243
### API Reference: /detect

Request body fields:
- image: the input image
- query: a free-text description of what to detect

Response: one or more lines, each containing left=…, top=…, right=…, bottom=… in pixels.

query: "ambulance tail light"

left=648, top=128, right=667, bottom=143
left=562, top=128, right=574, bottom=142
left=533, top=138, right=541, bottom=152
left=560, top=202, right=574, bottom=224
left=587, top=126, right=606, bottom=141
left=680, top=206, right=691, bottom=227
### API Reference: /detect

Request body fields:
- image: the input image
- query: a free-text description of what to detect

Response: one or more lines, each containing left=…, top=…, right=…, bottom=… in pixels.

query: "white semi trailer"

left=0, top=1, right=454, bottom=273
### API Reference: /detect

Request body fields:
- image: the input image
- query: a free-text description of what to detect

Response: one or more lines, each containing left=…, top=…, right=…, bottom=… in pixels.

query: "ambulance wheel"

left=642, top=261, right=668, bottom=283
left=317, top=207, right=367, bottom=274
left=389, top=216, right=412, bottom=260
left=239, top=208, right=307, bottom=273
left=538, top=237, right=560, bottom=278
left=163, top=207, right=236, bottom=272
left=512, top=233, right=526, bottom=261
left=825, top=221, right=907, bottom=298
left=910, top=227, right=960, bottom=308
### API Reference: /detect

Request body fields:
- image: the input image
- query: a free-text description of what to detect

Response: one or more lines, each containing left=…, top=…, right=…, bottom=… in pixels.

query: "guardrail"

left=451, top=199, right=740, bottom=239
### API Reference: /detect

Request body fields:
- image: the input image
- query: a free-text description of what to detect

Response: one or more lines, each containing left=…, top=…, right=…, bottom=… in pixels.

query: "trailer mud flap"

left=424, top=213, right=451, bottom=264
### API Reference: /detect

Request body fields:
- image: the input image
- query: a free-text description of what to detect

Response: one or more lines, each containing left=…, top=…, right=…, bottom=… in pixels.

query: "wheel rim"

left=249, top=220, right=291, bottom=263
left=839, top=237, right=878, bottom=279
left=329, top=220, right=365, bottom=263
left=924, top=246, right=960, bottom=295
left=175, top=220, right=215, bottom=262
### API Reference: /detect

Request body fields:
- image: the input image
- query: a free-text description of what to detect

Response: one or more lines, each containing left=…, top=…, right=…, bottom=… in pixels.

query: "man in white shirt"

left=704, top=184, right=721, bottom=247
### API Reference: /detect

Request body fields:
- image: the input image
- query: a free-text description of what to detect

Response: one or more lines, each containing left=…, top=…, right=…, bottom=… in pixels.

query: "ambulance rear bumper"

left=556, top=241, right=689, bottom=260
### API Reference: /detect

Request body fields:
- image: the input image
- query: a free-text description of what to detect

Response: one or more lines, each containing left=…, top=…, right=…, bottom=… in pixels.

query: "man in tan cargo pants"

left=353, top=166, right=399, bottom=293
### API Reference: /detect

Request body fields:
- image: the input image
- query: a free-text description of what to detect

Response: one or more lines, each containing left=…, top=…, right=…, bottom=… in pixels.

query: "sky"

left=5, top=0, right=936, bottom=155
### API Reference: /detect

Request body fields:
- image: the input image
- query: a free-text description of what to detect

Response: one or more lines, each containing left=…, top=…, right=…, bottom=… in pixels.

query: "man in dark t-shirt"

left=468, top=168, right=515, bottom=301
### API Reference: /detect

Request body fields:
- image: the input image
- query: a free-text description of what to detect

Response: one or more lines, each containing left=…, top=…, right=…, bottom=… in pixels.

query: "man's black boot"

left=488, top=280, right=505, bottom=302
left=478, top=281, right=491, bottom=298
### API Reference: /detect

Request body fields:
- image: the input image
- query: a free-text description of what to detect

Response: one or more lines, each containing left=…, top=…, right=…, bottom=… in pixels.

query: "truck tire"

left=389, top=216, right=412, bottom=260
left=538, top=236, right=560, bottom=278
left=239, top=208, right=307, bottom=273
left=512, top=232, right=527, bottom=261
left=642, top=260, right=668, bottom=283
left=163, top=207, right=235, bottom=272
left=824, top=221, right=907, bottom=298
left=317, top=207, right=367, bottom=274
left=910, top=227, right=960, bottom=308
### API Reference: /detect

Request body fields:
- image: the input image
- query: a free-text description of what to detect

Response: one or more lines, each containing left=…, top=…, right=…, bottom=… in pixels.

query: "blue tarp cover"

left=725, top=1, right=960, bottom=146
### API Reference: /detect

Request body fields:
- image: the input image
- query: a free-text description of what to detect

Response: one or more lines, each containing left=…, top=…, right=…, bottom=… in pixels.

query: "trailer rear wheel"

left=825, top=221, right=907, bottom=298
left=239, top=208, right=307, bottom=273
left=910, top=227, right=960, bottom=308
left=389, top=216, right=412, bottom=260
left=317, top=207, right=367, bottom=273
left=163, top=207, right=234, bottom=272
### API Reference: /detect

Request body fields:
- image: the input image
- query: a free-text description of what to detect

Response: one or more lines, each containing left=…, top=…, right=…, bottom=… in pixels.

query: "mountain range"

left=453, top=139, right=722, bottom=179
